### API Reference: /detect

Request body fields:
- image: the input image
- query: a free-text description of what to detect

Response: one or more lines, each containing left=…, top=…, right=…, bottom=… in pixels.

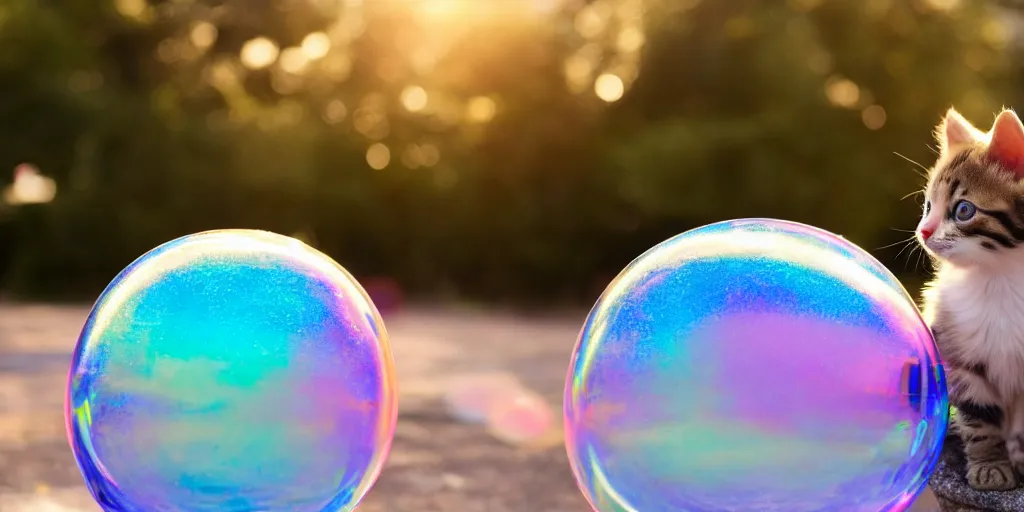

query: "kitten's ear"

left=936, top=108, right=983, bottom=152
left=987, top=109, right=1024, bottom=179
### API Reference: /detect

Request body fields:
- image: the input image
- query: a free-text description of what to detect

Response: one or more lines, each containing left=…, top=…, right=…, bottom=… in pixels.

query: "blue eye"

left=954, top=200, right=976, bottom=221
left=924, top=200, right=931, bottom=215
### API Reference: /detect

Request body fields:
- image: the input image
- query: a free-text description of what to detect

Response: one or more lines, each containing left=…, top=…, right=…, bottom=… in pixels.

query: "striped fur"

left=920, top=108, right=1024, bottom=491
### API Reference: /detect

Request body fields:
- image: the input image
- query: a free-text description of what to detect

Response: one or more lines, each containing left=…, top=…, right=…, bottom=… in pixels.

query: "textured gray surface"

left=930, top=434, right=1024, bottom=512
left=0, top=303, right=941, bottom=511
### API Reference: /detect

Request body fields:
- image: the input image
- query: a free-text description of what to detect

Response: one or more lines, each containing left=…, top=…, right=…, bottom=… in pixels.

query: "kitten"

left=918, top=107, right=1024, bottom=491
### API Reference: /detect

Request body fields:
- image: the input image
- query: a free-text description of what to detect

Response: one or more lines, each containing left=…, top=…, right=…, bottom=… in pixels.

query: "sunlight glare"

left=418, top=0, right=472, bottom=21
left=240, top=37, right=280, bottom=70
left=410, top=0, right=551, bottom=26
left=594, top=74, right=624, bottom=103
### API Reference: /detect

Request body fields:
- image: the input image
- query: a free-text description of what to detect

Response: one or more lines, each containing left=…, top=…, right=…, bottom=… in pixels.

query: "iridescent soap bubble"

left=65, top=230, right=397, bottom=511
left=564, top=219, right=948, bottom=512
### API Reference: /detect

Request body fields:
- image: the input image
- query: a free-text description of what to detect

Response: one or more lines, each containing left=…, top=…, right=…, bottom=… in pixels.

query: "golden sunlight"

left=408, top=0, right=556, bottom=27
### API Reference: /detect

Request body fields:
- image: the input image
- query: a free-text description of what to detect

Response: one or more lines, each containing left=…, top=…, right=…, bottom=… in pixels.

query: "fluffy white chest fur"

left=928, top=264, right=1024, bottom=400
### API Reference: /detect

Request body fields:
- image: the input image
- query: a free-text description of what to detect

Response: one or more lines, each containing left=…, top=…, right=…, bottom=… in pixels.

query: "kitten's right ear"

left=936, top=108, right=984, bottom=153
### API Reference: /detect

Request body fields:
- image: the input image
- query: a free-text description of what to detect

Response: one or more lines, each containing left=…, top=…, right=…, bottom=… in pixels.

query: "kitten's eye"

left=954, top=200, right=977, bottom=221
left=924, top=200, right=931, bottom=215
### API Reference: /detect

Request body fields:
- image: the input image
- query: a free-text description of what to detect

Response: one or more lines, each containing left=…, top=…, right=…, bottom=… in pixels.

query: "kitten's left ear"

left=937, top=108, right=984, bottom=152
left=988, top=109, right=1024, bottom=179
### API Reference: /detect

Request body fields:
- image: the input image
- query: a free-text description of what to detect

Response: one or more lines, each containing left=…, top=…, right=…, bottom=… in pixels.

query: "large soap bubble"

left=564, top=219, right=948, bottom=512
left=65, top=230, right=397, bottom=511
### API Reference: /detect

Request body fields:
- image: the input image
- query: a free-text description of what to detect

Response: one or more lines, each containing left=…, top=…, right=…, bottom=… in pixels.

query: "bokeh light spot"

left=825, top=76, right=860, bottom=108
left=189, top=22, right=217, bottom=50
left=114, top=0, right=148, bottom=20
left=2, top=163, right=56, bottom=205
left=400, top=86, right=429, bottom=113
left=367, top=143, right=391, bottom=170
left=419, top=143, right=440, bottom=167
left=923, top=0, right=961, bottom=12
left=594, top=74, right=624, bottom=103
left=301, top=32, right=332, bottom=60
left=323, top=100, right=348, bottom=124
left=466, top=96, right=496, bottom=123
left=616, top=26, right=645, bottom=53
left=279, top=47, right=310, bottom=74
left=574, top=5, right=607, bottom=39
left=240, top=37, right=280, bottom=70
left=862, top=105, right=887, bottom=130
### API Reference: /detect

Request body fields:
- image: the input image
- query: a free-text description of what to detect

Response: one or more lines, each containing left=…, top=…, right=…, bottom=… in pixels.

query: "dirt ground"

left=0, top=304, right=940, bottom=511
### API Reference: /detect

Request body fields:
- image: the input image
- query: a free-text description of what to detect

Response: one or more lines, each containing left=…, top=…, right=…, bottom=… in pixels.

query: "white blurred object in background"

left=2, top=163, right=57, bottom=206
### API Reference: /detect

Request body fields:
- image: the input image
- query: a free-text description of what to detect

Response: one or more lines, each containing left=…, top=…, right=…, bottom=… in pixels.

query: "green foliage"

left=0, top=0, right=1018, bottom=303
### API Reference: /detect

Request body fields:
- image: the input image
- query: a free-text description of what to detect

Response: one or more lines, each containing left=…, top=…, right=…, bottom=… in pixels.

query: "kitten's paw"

left=967, top=461, right=1018, bottom=491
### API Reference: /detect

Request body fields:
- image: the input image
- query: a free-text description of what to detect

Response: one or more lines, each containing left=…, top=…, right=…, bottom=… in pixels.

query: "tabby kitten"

left=918, top=107, right=1024, bottom=491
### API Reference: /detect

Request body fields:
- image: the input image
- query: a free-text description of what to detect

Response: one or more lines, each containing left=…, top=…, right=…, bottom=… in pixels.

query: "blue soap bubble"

left=66, top=230, right=397, bottom=511
left=564, top=219, right=948, bottom=512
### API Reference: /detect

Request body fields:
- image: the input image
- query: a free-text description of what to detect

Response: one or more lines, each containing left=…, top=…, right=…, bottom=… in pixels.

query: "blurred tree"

left=0, top=0, right=1017, bottom=303
left=605, top=0, right=1013, bottom=258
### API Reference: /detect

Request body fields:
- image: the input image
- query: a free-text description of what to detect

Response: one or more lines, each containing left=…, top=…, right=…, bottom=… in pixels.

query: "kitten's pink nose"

left=919, top=227, right=934, bottom=241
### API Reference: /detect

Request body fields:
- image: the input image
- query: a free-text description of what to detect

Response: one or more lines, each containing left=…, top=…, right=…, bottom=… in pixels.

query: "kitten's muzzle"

left=924, top=237, right=953, bottom=254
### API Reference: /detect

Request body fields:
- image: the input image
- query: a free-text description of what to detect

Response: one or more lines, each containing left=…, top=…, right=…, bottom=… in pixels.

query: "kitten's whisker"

left=877, top=236, right=916, bottom=251
left=901, top=190, right=924, bottom=201
left=894, top=152, right=930, bottom=179
left=894, top=152, right=930, bottom=172
left=900, top=245, right=914, bottom=272
left=890, top=228, right=916, bottom=234
left=894, top=239, right=918, bottom=261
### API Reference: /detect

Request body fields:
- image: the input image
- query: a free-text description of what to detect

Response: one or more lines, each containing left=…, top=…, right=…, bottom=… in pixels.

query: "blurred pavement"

left=0, top=304, right=939, bottom=511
